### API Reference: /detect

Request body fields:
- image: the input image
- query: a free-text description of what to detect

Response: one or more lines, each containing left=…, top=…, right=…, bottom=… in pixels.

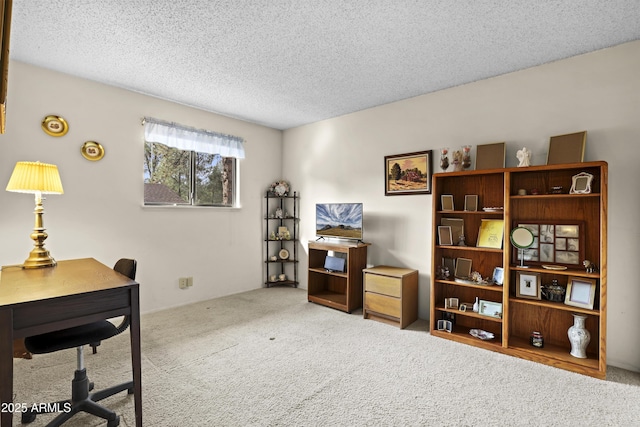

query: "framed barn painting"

left=384, top=150, right=433, bottom=196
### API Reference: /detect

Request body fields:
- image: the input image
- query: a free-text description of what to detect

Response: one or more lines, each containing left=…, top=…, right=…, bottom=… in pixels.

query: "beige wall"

left=0, top=61, right=282, bottom=313
left=284, top=41, right=640, bottom=371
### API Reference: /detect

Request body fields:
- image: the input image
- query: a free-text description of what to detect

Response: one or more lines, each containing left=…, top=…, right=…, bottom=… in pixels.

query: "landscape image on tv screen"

left=316, top=203, right=363, bottom=240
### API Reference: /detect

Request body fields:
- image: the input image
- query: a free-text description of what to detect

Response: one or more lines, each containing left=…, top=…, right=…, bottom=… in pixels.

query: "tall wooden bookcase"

left=430, top=161, right=607, bottom=378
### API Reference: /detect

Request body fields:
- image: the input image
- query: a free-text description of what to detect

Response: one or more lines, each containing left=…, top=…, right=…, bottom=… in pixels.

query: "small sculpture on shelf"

left=275, top=207, right=283, bottom=219
left=516, top=147, right=532, bottom=167
left=583, top=260, right=598, bottom=273
left=462, top=145, right=472, bottom=169
left=452, top=150, right=463, bottom=171
left=439, top=148, right=450, bottom=172
left=268, top=180, right=290, bottom=196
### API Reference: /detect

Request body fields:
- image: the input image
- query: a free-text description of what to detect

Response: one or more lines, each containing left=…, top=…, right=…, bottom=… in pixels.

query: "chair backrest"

left=114, top=258, right=137, bottom=280
left=112, top=258, right=137, bottom=334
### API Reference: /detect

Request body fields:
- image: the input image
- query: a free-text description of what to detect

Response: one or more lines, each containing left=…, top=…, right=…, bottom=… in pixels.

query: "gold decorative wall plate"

left=81, top=141, right=105, bottom=161
left=41, top=115, right=69, bottom=136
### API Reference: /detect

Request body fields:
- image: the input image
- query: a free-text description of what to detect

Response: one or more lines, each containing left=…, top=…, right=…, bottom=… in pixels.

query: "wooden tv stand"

left=307, top=241, right=370, bottom=313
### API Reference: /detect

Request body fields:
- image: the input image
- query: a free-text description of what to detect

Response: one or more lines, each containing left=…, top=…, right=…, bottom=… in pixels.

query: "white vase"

left=567, top=314, right=590, bottom=358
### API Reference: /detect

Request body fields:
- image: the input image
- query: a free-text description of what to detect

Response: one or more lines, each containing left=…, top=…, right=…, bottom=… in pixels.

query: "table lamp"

left=5, top=161, right=64, bottom=268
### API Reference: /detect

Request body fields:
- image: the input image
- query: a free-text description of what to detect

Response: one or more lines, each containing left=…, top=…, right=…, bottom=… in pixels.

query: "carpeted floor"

left=12, top=287, right=640, bottom=426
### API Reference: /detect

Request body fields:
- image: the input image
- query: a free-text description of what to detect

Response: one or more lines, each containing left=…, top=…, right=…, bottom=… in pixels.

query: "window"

left=143, top=118, right=245, bottom=207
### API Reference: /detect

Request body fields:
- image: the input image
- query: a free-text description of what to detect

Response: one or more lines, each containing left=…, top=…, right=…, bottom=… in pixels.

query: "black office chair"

left=22, top=258, right=137, bottom=427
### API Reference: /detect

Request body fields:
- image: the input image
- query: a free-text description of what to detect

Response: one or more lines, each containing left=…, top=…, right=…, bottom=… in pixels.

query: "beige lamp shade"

left=6, top=161, right=64, bottom=194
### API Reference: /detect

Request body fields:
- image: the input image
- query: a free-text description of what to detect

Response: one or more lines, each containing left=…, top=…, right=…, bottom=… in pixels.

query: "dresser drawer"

left=364, top=273, right=401, bottom=297
left=364, top=292, right=401, bottom=318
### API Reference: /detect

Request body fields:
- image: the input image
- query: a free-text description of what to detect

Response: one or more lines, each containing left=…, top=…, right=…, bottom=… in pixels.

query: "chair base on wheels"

left=21, top=366, right=133, bottom=427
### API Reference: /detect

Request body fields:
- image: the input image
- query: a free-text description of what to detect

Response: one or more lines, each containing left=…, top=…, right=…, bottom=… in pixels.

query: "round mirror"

left=510, top=227, right=534, bottom=249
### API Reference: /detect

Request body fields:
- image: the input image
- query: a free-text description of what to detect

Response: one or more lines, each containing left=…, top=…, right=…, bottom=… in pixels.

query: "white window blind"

left=143, top=117, right=245, bottom=158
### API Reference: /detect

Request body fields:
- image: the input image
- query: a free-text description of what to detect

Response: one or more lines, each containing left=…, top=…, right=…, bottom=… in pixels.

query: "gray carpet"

left=12, top=287, right=640, bottom=426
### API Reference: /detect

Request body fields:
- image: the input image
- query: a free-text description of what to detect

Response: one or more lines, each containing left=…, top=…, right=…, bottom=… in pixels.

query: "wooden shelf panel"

left=431, top=328, right=504, bottom=350
left=511, top=265, right=600, bottom=279
left=435, top=306, right=503, bottom=323
left=435, top=279, right=504, bottom=293
left=509, top=297, right=601, bottom=316
left=308, top=291, right=347, bottom=311
left=508, top=336, right=603, bottom=378
left=435, top=245, right=503, bottom=253
left=309, top=267, right=347, bottom=278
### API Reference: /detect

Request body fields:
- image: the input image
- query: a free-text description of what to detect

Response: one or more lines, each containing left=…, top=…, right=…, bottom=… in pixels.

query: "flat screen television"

left=316, top=203, right=363, bottom=241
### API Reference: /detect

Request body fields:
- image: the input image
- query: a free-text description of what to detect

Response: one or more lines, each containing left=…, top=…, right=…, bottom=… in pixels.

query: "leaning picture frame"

left=478, top=300, right=503, bottom=318
left=547, top=131, right=586, bottom=165
left=441, top=194, right=454, bottom=211
left=384, top=150, right=433, bottom=196
left=438, top=226, right=453, bottom=246
left=475, top=142, right=506, bottom=170
left=565, top=276, right=597, bottom=310
left=516, top=271, right=541, bottom=300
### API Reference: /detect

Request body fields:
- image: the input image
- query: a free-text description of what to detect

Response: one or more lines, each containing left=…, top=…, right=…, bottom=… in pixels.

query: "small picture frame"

left=436, top=319, right=453, bottom=333
left=475, top=142, right=506, bottom=170
left=478, top=300, right=503, bottom=318
left=565, top=276, right=597, bottom=310
left=444, top=297, right=459, bottom=310
left=547, top=131, right=586, bottom=165
left=454, top=257, right=472, bottom=279
left=516, top=271, right=541, bottom=300
left=492, top=267, right=504, bottom=286
left=569, top=172, right=593, bottom=194
left=438, top=226, right=453, bottom=246
left=441, top=194, right=454, bottom=211
left=464, top=195, right=478, bottom=211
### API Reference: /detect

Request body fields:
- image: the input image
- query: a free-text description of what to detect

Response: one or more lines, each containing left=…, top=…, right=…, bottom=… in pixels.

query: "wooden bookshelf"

left=430, top=161, right=607, bottom=379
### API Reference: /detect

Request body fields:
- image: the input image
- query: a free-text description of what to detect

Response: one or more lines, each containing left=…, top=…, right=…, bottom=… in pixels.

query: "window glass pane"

left=194, top=153, right=234, bottom=206
left=144, top=142, right=191, bottom=204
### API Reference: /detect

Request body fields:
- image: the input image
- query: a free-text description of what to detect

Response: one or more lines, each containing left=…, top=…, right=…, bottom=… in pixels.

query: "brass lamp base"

left=22, top=248, right=57, bottom=269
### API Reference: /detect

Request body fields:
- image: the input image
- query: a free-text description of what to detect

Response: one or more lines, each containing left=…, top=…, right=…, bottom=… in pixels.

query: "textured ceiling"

left=9, top=1, right=640, bottom=130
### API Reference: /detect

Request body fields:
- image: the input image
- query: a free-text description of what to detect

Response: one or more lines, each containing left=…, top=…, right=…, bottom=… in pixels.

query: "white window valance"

left=143, top=117, right=245, bottom=159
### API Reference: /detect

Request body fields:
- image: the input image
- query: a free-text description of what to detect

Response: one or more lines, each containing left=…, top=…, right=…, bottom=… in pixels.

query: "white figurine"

left=516, top=147, right=531, bottom=167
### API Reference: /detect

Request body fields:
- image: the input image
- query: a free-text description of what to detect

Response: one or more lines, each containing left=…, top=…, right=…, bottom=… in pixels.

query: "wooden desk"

left=0, top=258, right=142, bottom=427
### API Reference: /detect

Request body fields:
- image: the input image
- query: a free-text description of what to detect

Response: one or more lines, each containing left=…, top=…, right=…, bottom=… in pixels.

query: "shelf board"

left=431, top=328, right=504, bottom=350
left=435, top=279, right=504, bottom=293
left=510, top=265, right=600, bottom=279
left=265, top=280, right=298, bottom=287
left=436, top=245, right=503, bottom=253
left=437, top=210, right=504, bottom=215
left=265, top=259, right=298, bottom=264
left=435, top=306, right=503, bottom=322
left=511, top=193, right=600, bottom=200
left=308, top=291, right=347, bottom=310
left=508, top=336, right=602, bottom=378
left=309, top=267, right=347, bottom=278
left=509, top=297, right=600, bottom=316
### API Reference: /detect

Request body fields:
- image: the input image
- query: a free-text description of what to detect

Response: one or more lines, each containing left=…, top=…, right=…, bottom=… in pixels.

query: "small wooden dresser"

left=363, top=266, right=418, bottom=329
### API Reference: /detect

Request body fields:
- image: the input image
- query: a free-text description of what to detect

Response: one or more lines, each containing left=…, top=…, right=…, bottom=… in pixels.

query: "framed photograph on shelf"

left=454, top=257, right=472, bottom=279
left=477, top=219, right=504, bottom=249
left=464, top=195, right=478, bottom=211
left=492, top=267, right=504, bottom=286
left=565, top=277, right=597, bottom=310
left=570, top=172, right=594, bottom=194
left=478, top=300, right=503, bottom=318
left=516, top=271, right=541, bottom=300
left=438, top=226, right=453, bottom=246
left=441, top=218, right=464, bottom=244
left=441, top=194, right=454, bottom=211
left=513, top=221, right=584, bottom=266
left=444, top=297, right=459, bottom=310
left=547, top=131, right=586, bottom=165
left=384, top=150, right=433, bottom=196
left=475, top=142, right=506, bottom=170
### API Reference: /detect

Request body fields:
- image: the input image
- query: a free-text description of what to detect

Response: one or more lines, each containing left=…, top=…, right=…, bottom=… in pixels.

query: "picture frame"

left=441, top=194, right=454, bottom=211
left=492, top=267, right=504, bottom=286
left=478, top=300, right=503, bottom=318
left=547, top=131, right=586, bottom=165
left=454, top=257, right=472, bottom=279
left=475, top=142, right=506, bottom=170
left=384, top=150, right=433, bottom=196
left=436, top=319, right=453, bottom=333
left=513, top=221, right=584, bottom=266
left=565, top=276, right=597, bottom=310
left=444, top=297, right=459, bottom=310
left=464, top=195, right=478, bottom=211
left=516, top=271, right=541, bottom=300
left=569, top=172, right=593, bottom=194
left=441, top=218, right=464, bottom=244
left=438, top=225, right=453, bottom=246
left=476, top=219, right=504, bottom=249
